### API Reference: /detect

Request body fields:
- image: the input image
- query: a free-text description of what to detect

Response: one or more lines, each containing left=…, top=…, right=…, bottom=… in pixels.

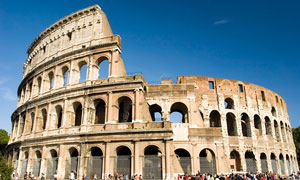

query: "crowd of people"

left=10, top=171, right=300, bottom=180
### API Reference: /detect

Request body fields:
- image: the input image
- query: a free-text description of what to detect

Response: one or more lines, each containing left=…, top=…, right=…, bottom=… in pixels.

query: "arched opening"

left=97, top=57, right=109, bottom=79
left=21, top=152, right=29, bottom=178
left=174, top=149, right=191, bottom=175
left=271, top=153, right=278, bottom=174
left=30, top=112, right=35, bottom=133
left=199, top=149, right=216, bottom=174
left=286, top=155, right=291, bottom=175
left=62, top=66, right=69, bottom=86
left=230, top=150, right=241, bottom=171
left=73, top=102, right=82, bottom=126
left=79, top=63, right=87, bottom=83
left=265, top=116, right=272, bottom=135
left=224, top=98, right=234, bottom=109
left=170, top=102, right=188, bottom=123
left=94, top=99, right=106, bottom=124
left=279, top=154, right=285, bottom=175
left=41, top=109, right=47, bottom=130
left=271, top=107, right=276, bottom=117
left=55, top=105, right=63, bottom=129
left=116, top=146, right=131, bottom=177
left=226, top=113, right=238, bottom=136
left=149, top=104, right=162, bottom=122
left=37, top=77, right=42, bottom=94
left=260, top=153, right=268, bottom=173
left=254, top=115, right=262, bottom=135
left=245, top=151, right=256, bottom=173
left=274, top=120, right=281, bottom=142
left=143, top=146, right=162, bottom=180
left=118, top=97, right=132, bottom=123
left=47, top=149, right=58, bottom=179
left=33, top=151, right=41, bottom=177
left=48, top=72, right=54, bottom=90
left=65, top=148, right=79, bottom=179
left=88, top=147, right=103, bottom=179
left=241, top=113, right=251, bottom=137
left=209, top=110, right=221, bottom=127
left=280, top=121, right=286, bottom=142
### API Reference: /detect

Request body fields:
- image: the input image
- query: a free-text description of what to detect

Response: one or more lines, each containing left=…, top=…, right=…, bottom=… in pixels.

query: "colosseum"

left=6, top=4, right=298, bottom=180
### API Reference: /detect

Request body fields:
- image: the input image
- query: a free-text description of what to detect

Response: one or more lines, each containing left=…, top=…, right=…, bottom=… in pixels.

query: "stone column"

left=134, top=141, right=140, bottom=175
left=133, top=88, right=143, bottom=122
left=106, top=92, right=114, bottom=123
left=104, top=142, right=111, bottom=177
left=39, top=146, right=47, bottom=177
left=164, top=141, right=171, bottom=179
left=57, top=145, right=65, bottom=180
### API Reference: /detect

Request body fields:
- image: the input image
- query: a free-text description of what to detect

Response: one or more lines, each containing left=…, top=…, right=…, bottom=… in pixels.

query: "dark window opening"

left=238, top=84, right=244, bottom=92
left=118, top=97, right=132, bottom=123
left=95, top=99, right=106, bottom=124
left=67, top=32, right=72, bottom=40
left=42, top=109, right=47, bottom=130
left=224, top=98, right=234, bottom=109
left=261, top=91, right=266, bottom=101
left=209, top=110, right=221, bottom=127
left=209, top=81, right=214, bottom=89
left=149, top=104, right=162, bottom=121
left=74, top=103, right=82, bottom=126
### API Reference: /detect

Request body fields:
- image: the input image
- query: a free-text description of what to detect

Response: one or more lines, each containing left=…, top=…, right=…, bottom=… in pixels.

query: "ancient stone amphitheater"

left=7, top=4, right=298, bottom=180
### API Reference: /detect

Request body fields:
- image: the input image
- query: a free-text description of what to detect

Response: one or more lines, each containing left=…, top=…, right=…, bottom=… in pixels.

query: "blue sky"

left=0, top=0, right=299, bottom=133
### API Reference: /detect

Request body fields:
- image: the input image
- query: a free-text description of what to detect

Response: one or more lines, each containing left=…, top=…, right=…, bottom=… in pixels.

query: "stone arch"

left=94, top=99, right=106, bottom=124
left=118, top=96, right=132, bottom=123
left=73, top=102, right=82, bottom=126
left=245, top=151, right=256, bottom=173
left=143, top=145, right=162, bottom=180
left=224, top=98, right=234, bottom=109
left=265, top=116, right=272, bottom=135
left=30, top=112, right=35, bottom=133
left=279, top=153, right=285, bottom=175
left=41, top=108, right=47, bottom=130
left=88, top=147, right=103, bottom=179
left=48, top=71, right=54, bottom=90
left=78, top=61, right=88, bottom=83
left=65, top=147, right=79, bottom=179
left=280, top=121, right=286, bottom=142
left=226, top=112, right=238, bottom=136
left=97, top=56, right=109, bottom=79
left=149, top=104, right=162, bottom=122
left=55, top=105, right=63, bottom=129
left=33, top=150, right=42, bottom=177
left=116, top=146, right=132, bottom=177
left=37, top=76, right=42, bottom=94
left=230, top=150, right=241, bottom=171
left=170, top=102, right=189, bottom=123
left=199, top=148, right=216, bottom=174
left=260, top=153, right=268, bottom=173
left=21, top=151, right=29, bottom=177
left=271, top=107, right=276, bottom=117
left=62, top=66, right=69, bottom=86
left=270, top=153, right=278, bottom=174
left=286, top=154, right=291, bottom=175
left=209, top=110, right=221, bottom=127
left=174, top=148, right=191, bottom=175
left=241, top=113, right=251, bottom=137
left=254, top=115, right=262, bottom=135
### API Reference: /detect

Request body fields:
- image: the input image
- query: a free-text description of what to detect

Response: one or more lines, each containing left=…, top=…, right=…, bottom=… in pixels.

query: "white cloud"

left=214, top=19, right=229, bottom=25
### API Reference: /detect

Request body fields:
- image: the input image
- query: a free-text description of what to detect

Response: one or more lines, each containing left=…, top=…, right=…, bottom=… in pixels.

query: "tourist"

left=70, top=170, right=75, bottom=180
left=41, top=173, right=45, bottom=180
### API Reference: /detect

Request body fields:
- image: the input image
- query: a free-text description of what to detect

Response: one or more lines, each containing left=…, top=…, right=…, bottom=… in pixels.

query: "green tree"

left=292, top=126, right=300, bottom=164
left=0, top=129, right=13, bottom=180
left=0, top=129, right=10, bottom=156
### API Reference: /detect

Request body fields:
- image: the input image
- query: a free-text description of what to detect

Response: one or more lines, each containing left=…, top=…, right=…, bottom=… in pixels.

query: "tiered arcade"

left=7, top=4, right=298, bottom=180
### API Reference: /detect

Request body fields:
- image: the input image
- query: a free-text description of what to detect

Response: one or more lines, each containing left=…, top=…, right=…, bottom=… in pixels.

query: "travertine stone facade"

left=7, top=4, right=298, bottom=180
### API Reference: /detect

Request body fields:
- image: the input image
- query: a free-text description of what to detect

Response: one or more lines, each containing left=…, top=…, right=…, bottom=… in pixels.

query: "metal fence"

left=280, top=159, right=285, bottom=175
left=20, top=159, right=28, bottom=177
left=116, top=155, right=131, bottom=176
left=143, top=155, right=162, bottom=180
left=33, top=158, right=41, bottom=177
left=287, top=159, right=291, bottom=175
left=87, top=156, right=103, bottom=179
left=178, top=157, right=191, bottom=175
left=271, top=159, right=278, bottom=174
left=46, top=157, right=58, bottom=179
left=13, top=160, right=18, bottom=175
left=261, top=158, right=268, bottom=173
left=245, top=158, right=256, bottom=173
left=65, top=157, right=79, bottom=179
left=200, top=157, right=216, bottom=174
